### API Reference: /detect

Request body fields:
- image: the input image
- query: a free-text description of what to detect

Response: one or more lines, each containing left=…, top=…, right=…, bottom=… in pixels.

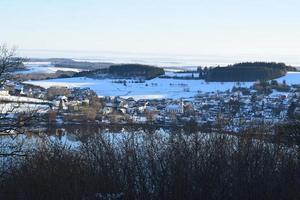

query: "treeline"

left=52, top=59, right=112, bottom=70
left=108, top=64, right=165, bottom=80
left=74, top=64, right=165, bottom=80
left=1, top=131, right=299, bottom=200
left=229, top=62, right=287, bottom=69
left=73, top=68, right=109, bottom=77
left=199, top=62, right=289, bottom=82
left=15, top=70, right=77, bottom=81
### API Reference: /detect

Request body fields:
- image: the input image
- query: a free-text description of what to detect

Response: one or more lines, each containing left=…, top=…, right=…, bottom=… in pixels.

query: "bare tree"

left=0, top=44, right=39, bottom=160
left=0, top=43, right=23, bottom=87
left=0, top=44, right=25, bottom=133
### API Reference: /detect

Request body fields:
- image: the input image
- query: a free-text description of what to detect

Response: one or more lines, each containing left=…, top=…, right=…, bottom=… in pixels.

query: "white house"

left=165, top=103, right=184, bottom=114
left=0, top=89, right=9, bottom=96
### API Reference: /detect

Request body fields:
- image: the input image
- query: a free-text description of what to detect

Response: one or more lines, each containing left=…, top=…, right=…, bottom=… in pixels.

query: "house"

left=68, top=101, right=80, bottom=112
left=165, top=103, right=184, bottom=114
left=118, top=107, right=127, bottom=114
left=131, top=115, right=147, bottom=123
left=0, top=88, right=9, bottom=96
left=294, top=107, right=300, bottom=118
left=103, top=106, right=114, bottom=115
left=15, top=85, right=24, bottom=95
left=138, top=102, right=149, bottom=113
left=52, top=96, right=68, bottom=110
left=103, top=101, right=120, bottom=115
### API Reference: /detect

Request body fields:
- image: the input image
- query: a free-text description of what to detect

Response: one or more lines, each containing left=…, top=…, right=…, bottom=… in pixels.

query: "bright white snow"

left=24, top=77, right=249, bottom=100
left=24, top=72, right=300, bottom=100
left=19, top=62, right=82, bottom=74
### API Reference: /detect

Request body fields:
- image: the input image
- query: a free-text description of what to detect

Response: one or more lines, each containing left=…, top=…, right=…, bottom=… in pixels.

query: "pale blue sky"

left=1, top=0, right=300, bottom=58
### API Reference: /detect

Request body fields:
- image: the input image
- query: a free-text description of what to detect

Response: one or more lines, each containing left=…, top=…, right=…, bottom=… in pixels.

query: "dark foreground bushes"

left=0, top=132, right=299, bottom=200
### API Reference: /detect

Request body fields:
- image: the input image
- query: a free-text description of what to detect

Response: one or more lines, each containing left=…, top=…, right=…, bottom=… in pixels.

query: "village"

left=1, top=78, right=300, bottom=133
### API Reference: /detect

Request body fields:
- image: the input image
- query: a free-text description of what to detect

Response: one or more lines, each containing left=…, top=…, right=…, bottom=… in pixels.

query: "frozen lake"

left=24, top=72, right=300, bottom=100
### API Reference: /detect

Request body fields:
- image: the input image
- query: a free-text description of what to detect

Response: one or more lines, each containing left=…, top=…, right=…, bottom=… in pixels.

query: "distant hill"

left=203, top=62, right=289, bottom=82
left=26, top=58, right=112, bottom=70
left=74, top=64, right=165, bottom=80
left=53, top=60, right=112, bottom=70
left=108, top=64, right=165, bottom=79
left=26, top=58, right=74, bottom=63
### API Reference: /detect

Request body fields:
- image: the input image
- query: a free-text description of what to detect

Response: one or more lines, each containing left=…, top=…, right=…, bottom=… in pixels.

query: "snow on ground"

left=164, top=69, right=185, bottom=73
left=0, top=96, right=51, bottom=113
left=23, top=62, right=52, bottom=65
left=24, top=72, right=300, bottom=100
left=19, top=62, right=82, bottom=74
left=47, top=67, right=82, bottom=73
left=25, top=77, right=251, bottom=100
left=165, top=71, right=200, bottom=78
left=276, top=72, right=300, bottom=85
left=0, top=103, right=49, bottom=114
left=24, top=80, right=94, bottom=89
left=0, top=95, right=50, bottom=104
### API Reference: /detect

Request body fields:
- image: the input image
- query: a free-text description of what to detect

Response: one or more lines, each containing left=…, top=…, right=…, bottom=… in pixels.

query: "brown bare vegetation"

left=0, top=131, right=299, bottom=200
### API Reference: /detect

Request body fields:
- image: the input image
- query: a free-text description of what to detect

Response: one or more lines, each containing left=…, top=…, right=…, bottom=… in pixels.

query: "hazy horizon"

left=19, top=48, right=300, bottom=67
left=1, top=0, right=300, bottom=60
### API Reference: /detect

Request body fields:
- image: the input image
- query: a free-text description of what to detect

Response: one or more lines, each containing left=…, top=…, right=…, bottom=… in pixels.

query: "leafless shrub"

left=1, top=130, right=299, bottom=200
left=0, top=44, right=23, bottom=87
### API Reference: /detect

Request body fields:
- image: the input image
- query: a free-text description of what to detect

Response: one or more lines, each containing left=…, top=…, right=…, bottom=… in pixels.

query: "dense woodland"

left=199, top=62, right=290, bottom=82
left=108, top=64, right=165, bottom=80
left=74, top=64, right=165, bottom=80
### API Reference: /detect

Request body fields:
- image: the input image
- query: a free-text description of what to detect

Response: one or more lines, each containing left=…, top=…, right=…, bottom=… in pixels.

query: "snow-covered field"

left=0, top=103, right=49, bottom=114
left=26, top=77, right=241, bottom=100
left=0, top=96, right=51, bottom=113
left=19, top=62, right=82, bottom=74
left=164, top=71, right=200, bottom=78
left=23, top=60, right=300, bottom=100
left=0, top=95, right=50, bottom=104
left=276, top=72, right=300, bottom=85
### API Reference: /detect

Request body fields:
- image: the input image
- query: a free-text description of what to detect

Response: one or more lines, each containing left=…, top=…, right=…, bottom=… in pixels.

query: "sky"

left=1, top=0, right=300, bottom=61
